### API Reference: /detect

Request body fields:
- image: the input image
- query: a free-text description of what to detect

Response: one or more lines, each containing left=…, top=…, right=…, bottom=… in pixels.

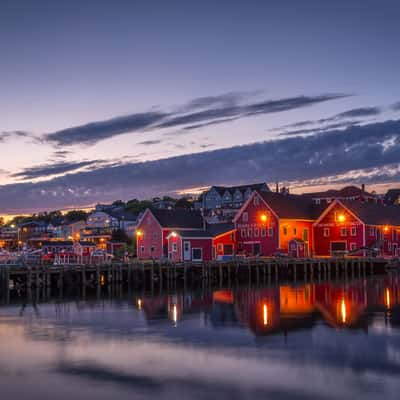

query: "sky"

left=1, top=0, right=400, bottom=214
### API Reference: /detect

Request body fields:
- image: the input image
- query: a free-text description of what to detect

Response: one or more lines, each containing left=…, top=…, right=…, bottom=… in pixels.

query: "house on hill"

left=313, top=200, right=400, bottom=257
left=304, top=185, right=378, bottom=205
left=202, top=182, right=270, bottom=211
left=384, top=189, right=400, bottom=206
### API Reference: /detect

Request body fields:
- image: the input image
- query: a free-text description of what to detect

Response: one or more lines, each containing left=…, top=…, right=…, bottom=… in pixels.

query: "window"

left=303, top=228, right=309, bottom=241
left=254, top=195, right=260, bottom=206
left=151, top=246, right=155, bottom=253
left=242, top=212, right=248, bottom=222
left=268, top=227, right=274, bottom=237
left=293, top=227, right=297, bottom=236
left=247, top=227, right=253, bottom=237
left=283, top=227, right=288, bottom=236
left=370, top=227, right=376, bottom=237
left=350, top=243, right=357, bottom=251
left=394, top=230, right=398, bottom=242
left=388, top=242, right=392, bottom=251
left=217, top=243, right=223, bottom=252
left=351, top=227, right=356, bottom=236
left=261, top=227, right=266, bottom=237
left=192, top=248, right=203, bottom=261
left=323, top=228, right=330, bottom=237
left=340, top=228, right=347, bottom=237
left=254, top=227, right=259, bottom=237
left=152, top=233, right=158, bottom=239
left=241, top=229, right=247, bottom=238
left=141, top=246, right=145, bottom=253
left=172, top=243, right=177, bottom=252
left=230, top=233, right=235, bottom=241
left=223, top=244, right=234, bottom=255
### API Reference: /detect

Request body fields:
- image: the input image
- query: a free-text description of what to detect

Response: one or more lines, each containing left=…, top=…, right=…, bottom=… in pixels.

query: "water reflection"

left=1, top=275, right=400, bottom=399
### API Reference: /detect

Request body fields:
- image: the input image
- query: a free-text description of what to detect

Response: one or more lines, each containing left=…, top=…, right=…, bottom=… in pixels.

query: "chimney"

left=275, top=182, right=279, bottom=193
left=361, top=184, right=365, bottom=193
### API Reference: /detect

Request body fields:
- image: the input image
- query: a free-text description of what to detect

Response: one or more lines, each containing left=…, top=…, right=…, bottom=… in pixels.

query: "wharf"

left=0, top=257, right=395, bottom=295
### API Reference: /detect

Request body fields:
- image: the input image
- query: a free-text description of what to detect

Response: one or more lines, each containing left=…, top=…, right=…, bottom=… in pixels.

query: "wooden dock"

left=0, top=257, right=395, bottom=296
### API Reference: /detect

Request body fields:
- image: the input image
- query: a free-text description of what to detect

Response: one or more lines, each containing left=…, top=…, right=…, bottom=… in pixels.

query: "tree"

left=111, top=229, right=131, bottom=244
left=64, top=210, right=89, bottom=222
left=175, top=198, right=193, bottom=209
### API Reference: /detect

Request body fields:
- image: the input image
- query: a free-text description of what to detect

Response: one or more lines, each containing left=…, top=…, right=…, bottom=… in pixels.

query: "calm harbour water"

left=1, top=275, right=400, bottom=400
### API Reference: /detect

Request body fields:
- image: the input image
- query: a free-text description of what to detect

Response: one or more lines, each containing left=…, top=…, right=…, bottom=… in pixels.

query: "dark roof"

left=304, top=185, right=375, bottom=199
left=176, top=223, right=235, bottom=239
left=41, top=240, right=73, bottom=246
left=77, top=241, right=96, bottom=246
left=151, top=209, right=204, bottom=229
left=109, top=209, right=138, bottom=221
left=258, top=192, right=325, bottom=220
left=212, top=182, right=270, bottom=196
left=341, top=200, right=400, bottom=226
left=384, top=189, right=400, bottom=205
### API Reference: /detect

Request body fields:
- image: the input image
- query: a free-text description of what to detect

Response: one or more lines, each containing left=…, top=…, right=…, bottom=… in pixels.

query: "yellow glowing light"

left=385, top=288, right=391, bottom=309
left=341, top=299, right=347, bottom=323
left=260, top=214, right=268, bottom=223
left=100, top=238, right=105, bottom=242
left=136, top=230, right=142, bottom=237
left=100, top=275, right=105, bottom=286
left=172, top=304, right=178, bottom=323
left=384, top=226, right=389, bottom=233
left=263, top=304, right=268, bottom=326
left=171, top=232, right=177, bottom=238
left=10, top=224, right=15, bottom=229
left=338, top=214, right=346, bottom=223
left=137, top=298, right=142, bottom=310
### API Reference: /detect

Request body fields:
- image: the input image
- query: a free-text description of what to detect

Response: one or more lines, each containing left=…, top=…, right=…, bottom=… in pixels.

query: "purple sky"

left=1, top=0, right=400, bottom=214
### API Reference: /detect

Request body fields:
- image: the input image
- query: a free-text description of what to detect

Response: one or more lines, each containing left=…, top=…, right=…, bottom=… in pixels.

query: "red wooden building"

left=313, top=199, right=400, bottom=257
left=167, top=223, right=235, bottom=262
left=136, top=209, right=204, bottom=260
left=234, top=191, right=321, bottom=257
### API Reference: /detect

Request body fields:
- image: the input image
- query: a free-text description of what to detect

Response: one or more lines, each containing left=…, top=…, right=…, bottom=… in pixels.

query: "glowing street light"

left=337, top=214, right=346, bottom=223
left=263, top=304, right=268, bottom=326
left=260, top=214, right=268, bottom=223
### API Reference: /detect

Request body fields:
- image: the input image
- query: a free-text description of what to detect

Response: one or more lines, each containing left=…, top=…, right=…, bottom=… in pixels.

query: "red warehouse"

left=136, top=209, right=204, bottom=260
left=167, top=223, right=235, bottom=262
left=234, top=191, right=321, bottom=257
left=313, top=200, right=400, bottom=257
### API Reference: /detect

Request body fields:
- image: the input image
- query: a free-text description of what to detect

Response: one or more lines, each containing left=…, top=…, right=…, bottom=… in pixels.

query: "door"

left=183, top=241, right=191, bottom=261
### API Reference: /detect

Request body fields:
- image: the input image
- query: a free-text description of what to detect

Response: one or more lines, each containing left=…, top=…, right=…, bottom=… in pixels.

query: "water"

left=0, top=275, right=400, bottom=400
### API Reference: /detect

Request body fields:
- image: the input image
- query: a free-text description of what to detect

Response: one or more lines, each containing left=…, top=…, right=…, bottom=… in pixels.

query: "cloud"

left=42, top=92, right=348, bottom=146
left=45, top=111, right=168, bottom=146
left=392, top=102, right=400, bottom=111
left=183, top=117, right=239, bottom=131
left=11, top=160, right=103, bottom=180
left=137, top=140, right=162, bottom=146
left=2, top=118, right=400, bottom=213
left=278, top=120, right=363, bottom=136
left=0, top=130, right=31, bottom=142
left=272, top=106, right=381, bottom=132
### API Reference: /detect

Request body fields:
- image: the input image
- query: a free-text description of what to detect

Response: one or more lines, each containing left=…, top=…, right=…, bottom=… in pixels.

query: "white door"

left=183, top=241, right=191, bottom=261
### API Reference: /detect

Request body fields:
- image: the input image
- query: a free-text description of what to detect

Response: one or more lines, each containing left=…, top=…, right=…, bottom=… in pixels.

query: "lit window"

left=323, top=228, right=330, bottom=237
left=351, top=227, right=356, bottom=236
left=293, top=228, right=297, bottom=236
left=283, top=227, right=288, bottom=236
left=242, top=212, right=248, bottom=222
left=340, top=228, right=347, bottom=237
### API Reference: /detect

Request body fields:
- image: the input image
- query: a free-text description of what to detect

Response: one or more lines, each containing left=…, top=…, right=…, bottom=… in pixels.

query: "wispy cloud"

left=137, top=140, right=162, bottom=146
left=11, top=160, right=103, bottom=180
left=0, top=130, right=31, bottom=142
left=392, top=102, right=400, bottom=111
left=42, top=92, right=348, bottom=146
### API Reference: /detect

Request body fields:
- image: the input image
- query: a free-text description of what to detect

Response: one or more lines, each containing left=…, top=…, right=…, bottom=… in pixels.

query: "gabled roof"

left=174, top=223, right=235, bottom=239
left=340, top=200, right=400, bottom=226
left=258, top=192, right=325, bottom=220
left=304, top=185, right=375, bottom=199
left=151, top=208, right=204, bottom=229
left=211, top=182, right=270, bottom=196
